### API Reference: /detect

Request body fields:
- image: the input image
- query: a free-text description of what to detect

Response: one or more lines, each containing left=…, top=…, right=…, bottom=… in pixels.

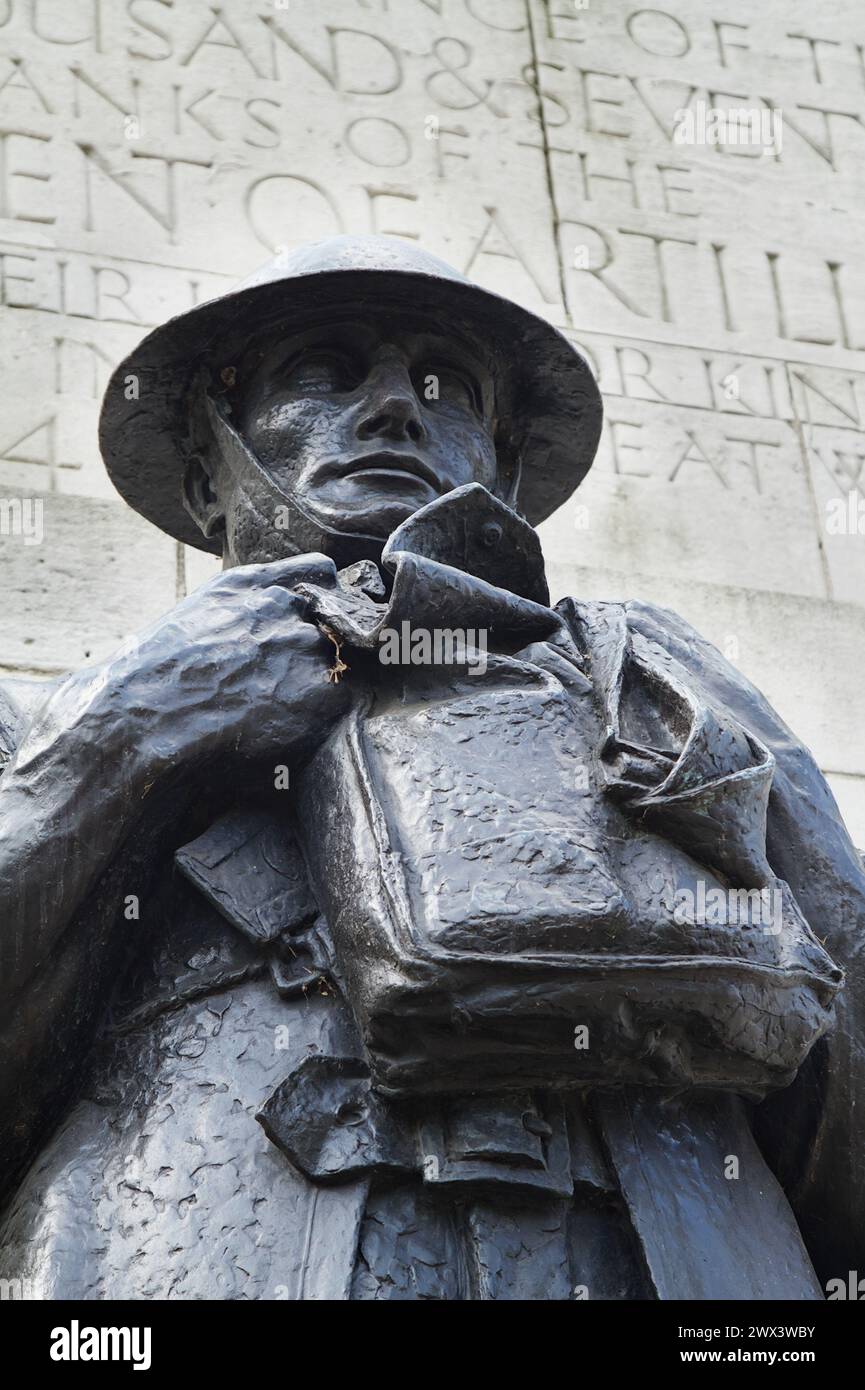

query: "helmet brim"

left=98, top=265, right=602, bottom=554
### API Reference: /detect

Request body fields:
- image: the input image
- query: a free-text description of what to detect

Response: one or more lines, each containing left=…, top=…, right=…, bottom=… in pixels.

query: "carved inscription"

left=0, top=0, right=862, bottom=605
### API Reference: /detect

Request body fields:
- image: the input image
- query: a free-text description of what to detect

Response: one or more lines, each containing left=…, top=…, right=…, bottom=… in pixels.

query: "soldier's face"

left=229, top=312, right=501, bottom=542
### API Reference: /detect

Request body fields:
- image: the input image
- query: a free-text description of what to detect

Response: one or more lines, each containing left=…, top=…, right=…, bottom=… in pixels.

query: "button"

left=480, top=520, right=503, bottom=549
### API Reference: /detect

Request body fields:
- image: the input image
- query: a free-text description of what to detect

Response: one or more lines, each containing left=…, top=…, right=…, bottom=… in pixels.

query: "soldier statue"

left=0, top=236, right=862, bottom=1299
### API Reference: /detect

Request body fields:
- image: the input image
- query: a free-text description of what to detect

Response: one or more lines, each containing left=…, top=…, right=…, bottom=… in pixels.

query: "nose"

left=355, top=361, right=426, bottom=445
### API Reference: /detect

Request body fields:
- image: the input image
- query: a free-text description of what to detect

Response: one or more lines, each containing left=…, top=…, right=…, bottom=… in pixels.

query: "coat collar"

left=296, top=484, right=560, bottom=652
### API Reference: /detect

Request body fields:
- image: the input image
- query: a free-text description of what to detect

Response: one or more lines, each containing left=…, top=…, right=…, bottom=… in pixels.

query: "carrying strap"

left=594, top=1089, right=824, bottom=1300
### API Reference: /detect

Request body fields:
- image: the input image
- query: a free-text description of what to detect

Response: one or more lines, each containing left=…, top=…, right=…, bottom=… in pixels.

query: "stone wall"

left=0, top=0, right=863, bottom=838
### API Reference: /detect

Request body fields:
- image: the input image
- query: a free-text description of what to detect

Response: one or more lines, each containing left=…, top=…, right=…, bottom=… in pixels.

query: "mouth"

left=342, top=451, right=443, bottom=493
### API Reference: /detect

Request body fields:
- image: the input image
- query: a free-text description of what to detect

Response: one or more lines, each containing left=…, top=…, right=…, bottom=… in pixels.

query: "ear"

left=182, top=451, right=226, bottom=542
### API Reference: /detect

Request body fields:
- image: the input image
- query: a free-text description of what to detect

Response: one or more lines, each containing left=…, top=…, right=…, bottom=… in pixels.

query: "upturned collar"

left=296, top=483, right=560, bottom=653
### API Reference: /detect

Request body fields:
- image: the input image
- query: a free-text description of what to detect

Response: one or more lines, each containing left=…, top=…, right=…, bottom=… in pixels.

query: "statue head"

left=99, top=236, right=602, bottom=568
left=186, top=303, right=508, bottom=567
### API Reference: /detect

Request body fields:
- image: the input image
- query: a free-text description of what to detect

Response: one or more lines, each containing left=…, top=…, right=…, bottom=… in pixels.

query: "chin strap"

left=503, top=452, right=523, bottom=511
left=202, top=392, right=385, bottom=565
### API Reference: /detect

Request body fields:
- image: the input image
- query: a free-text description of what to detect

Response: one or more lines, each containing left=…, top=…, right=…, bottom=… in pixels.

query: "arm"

left=623, top=598, right=865, bottom=1283
left=0, top=555, right=350, bottom=1194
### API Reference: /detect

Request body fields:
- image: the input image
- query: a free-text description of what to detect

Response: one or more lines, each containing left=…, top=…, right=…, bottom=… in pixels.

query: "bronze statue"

left=0, top=236, right=862, bottom=1300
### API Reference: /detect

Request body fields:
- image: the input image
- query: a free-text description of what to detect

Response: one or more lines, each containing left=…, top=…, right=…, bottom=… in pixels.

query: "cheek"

left=429, top=411, right=498, bottom=481
left=242, top=397, right=338, bottom=468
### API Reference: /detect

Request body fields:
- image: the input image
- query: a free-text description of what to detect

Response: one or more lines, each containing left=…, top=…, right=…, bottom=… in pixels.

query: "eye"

left=416, top=363, right=481, bottom=414
left=284, top=350, right=362, bottom=394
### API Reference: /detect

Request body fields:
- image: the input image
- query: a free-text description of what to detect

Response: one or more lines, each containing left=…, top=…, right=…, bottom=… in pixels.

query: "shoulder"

left=0, top=675, right=59, bottom=770
left=562, top=591, right=862, bottom=850
left=560, top=593, right=789, bottom=719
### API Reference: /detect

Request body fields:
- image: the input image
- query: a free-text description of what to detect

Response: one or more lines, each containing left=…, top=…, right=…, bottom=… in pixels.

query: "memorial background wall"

left=1, top=0, right=863, bottom=840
